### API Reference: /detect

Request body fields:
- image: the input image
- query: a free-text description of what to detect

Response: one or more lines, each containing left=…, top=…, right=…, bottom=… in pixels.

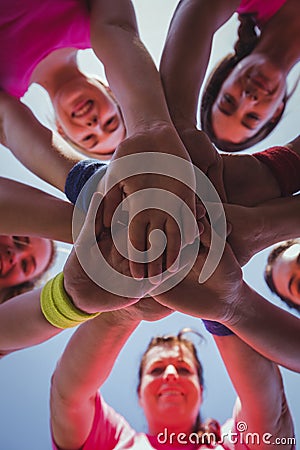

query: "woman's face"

left=0, top=235, right=52, bottom=290
left=53, top=78, right=125, bottom=157
left=211, top=54, right=286, bottom=144
left=138, top=344, right=202, bottom=431
left=272, top=243, right=300, bottom=306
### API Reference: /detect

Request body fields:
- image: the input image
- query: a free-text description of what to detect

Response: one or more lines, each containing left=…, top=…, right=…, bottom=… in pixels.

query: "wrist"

left=126, top=119, right=174, bottom=136
left=64, top=160, right=107, bottom=208
left=101, top=309, right=141, bottom=329
left=220, top=280, right=248, bottom=329
left=40, top=273, right=100, bottom=329
left=252, top=204, right=279, bottom=252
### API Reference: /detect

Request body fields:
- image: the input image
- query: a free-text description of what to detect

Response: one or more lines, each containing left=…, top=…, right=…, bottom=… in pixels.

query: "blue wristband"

left=65, top=160, right=107, bottom=211
left=202, top=320, right=234, bottom=336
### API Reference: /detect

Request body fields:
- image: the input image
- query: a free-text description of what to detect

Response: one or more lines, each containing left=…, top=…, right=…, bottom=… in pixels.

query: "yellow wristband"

left=40, top=272, right=100, bottom=329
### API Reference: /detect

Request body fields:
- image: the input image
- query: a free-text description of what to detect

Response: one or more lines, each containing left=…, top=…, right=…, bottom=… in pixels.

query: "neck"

left=148, top=422, right=195, bottom=441
left=30, top=48, right=82, bottom=100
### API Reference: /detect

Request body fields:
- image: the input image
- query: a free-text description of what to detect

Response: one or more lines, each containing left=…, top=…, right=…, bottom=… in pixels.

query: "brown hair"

left=0, top=239, right=57, bottom=304
left=201, top=14, right=287, bottom=152
left=264, top=239, right=300, bottom=313
left=137, top=328, right=222, bottom=445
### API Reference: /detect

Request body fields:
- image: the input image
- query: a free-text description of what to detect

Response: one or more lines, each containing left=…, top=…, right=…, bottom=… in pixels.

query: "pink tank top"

left=0, top=0, right=91, bottom=98
left=237, top=0, right=288, bottom=26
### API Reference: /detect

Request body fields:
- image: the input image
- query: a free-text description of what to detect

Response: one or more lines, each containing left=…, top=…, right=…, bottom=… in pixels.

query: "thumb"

left=74, top=192, right=104, bottom=249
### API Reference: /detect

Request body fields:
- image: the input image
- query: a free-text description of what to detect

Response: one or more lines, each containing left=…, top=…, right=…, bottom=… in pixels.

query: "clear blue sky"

left=0, top=1, right=299, bottom=449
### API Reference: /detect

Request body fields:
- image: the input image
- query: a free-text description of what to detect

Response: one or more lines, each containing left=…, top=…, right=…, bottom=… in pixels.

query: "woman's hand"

left=100, top=125, right=198, bottom=281
left=108, top=298, right=173, bottom=325
left=153, top=218, right=243, bottom=323
left=177, top=128, right=227, bottom=202
left=63, top=193, right=151, bottom=314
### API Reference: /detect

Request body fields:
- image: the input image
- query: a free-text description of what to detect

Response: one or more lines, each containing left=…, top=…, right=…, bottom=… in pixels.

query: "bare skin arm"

left=50, top=310, right=140, bottom=449
left=50, top=302, right=172, bottom=449
left=214, top=334, right=294, bottom=450
left=159, top=0, right=299, bottom=205
left=89, top=0, right=180, bottom=135
left=159, top=0, right=239, bottom=200
left=88, top=0, right=197, bottom=279
left=0, top=288, right=61, bottom=356
left=0, top=190, right=164, bottom=358
left=222, top=134, right=300, bottom=206
left=153, top=230, right=300, bottom=373
left=160, top=0, right=239, bottom=128
left=188, top=131, right=297, bottom=207
left=225, top=194, right=300, bottom=266
left=0, top=177, right=73, bottom=243
left=0, top=92, right=85, bottom=192
left=222, top=152, right=282, bottom=206
left=0, top=179, right=74, bottom=356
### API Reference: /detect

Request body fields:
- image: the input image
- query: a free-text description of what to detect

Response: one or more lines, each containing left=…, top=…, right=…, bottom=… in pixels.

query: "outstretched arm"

left=160, top=0, right=238, bottom=129
left=0, top=92, right=85, bottom=192
left=223, top=135, right=300, bottom=206
left=225, top=194, right=300, bottom=266
left=89, top=0, right=179, bottom=136
left=0, top=288, right=62, bottom=357
left=214, top=334, right=294, bottom=449
left=0, top=177, right=73, bottom=243
left=153, top=234, right=300, bottom=372
left=159, top=0, right=239, bottom=200
left=50, top=300, right=172, bottom=449
left=50, top=310, right=140, bottom=449
left=88, top=0, right=197, bottom=280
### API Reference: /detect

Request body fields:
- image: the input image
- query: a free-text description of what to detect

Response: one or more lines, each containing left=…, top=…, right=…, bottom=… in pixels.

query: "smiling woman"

left=0, top=235, right=56, bottom=304
left=160, top=0, right=300, bottom=152
left=200, top=0, right=299, bottom=151
left=49, top=71, right=125, bottom=157
left=50, top=321, right=295, bottom=450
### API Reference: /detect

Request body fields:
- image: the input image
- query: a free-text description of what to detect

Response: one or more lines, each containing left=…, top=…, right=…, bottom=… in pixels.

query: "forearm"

left=160, top=0, right=238, bottom=127
left=51, top=310, right=140, bottom=448
left=222, top=153, right=281, bottom=206
left=90, top=0, right=173, bottom=135
left=0, top=178, right=73, bottom=243
left=0, top=93, right=84, bottom=191
left=253, top=195, right=300, bottom=249
left=225, top=194, right=300, bottom=266
left=0, top=288, right=61, bottom=354
left=52, top=311, right=139, bottom=400
left=214, top=335, right=294, bottom=447
left=225, top=282, right=300, bottom=373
